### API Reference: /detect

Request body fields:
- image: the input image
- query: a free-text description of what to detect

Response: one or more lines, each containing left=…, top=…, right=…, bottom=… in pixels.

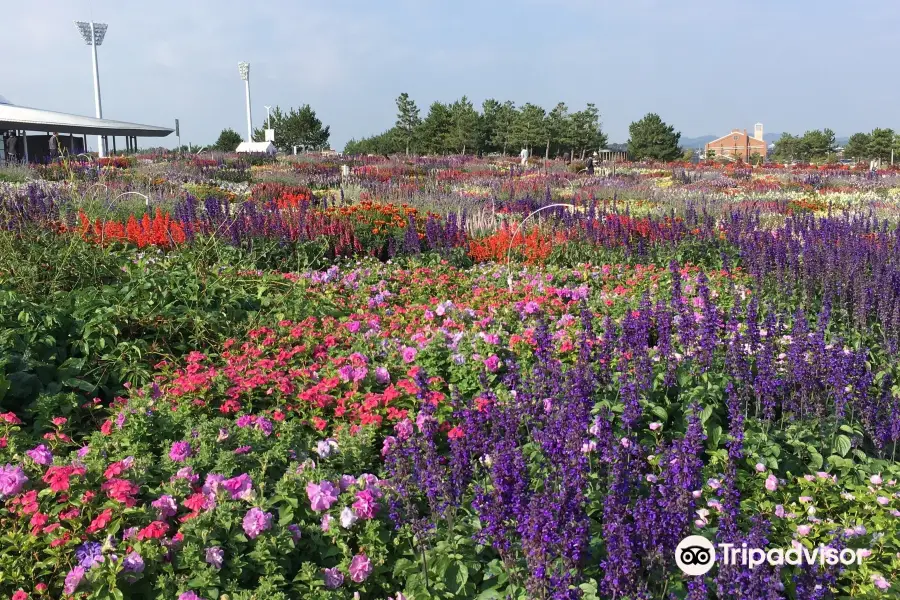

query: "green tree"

left=868, top=128, right=895, bottom=162
left=569, top=103, right=607, bottom=159
left=511, top=103, right=547, bottom=154
left=544, top=102, right=570, bottom=159
left=395, top=93, right=421, bottom=156
left=213, top=128, right=243, bottom=152
left=771, top=133, right=800, bottom=162
left=843, top=133, right=870, bottom=161
left=797, top=129, right=836, bottom=163
left=490, top=101, right=518, bottom=155
left=627, top=113, right=681, bottom=161
left=343, top=130, right=402, bottom=155
left=252, top=105, right=330, bottom=152
left=419, top=102, right=454, bottom=155
left=449, top=96, right=479, bottom=154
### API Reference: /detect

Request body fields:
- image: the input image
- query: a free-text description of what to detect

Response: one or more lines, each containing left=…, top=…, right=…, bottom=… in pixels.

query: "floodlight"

left=75, top=21, right=107, bottom=46
left=238, top=62, right=250, bottom=81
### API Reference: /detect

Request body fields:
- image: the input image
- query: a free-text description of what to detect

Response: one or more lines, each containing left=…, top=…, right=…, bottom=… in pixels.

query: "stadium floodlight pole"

left=264, top=105, right=271, bottom=130
left=75, top=21, right=108, bottom=157
left=238, top=62, right=252, bottom=142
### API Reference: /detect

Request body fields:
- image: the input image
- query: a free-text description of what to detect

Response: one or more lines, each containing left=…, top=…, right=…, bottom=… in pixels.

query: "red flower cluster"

left=75, top=209, right=187, bottom=248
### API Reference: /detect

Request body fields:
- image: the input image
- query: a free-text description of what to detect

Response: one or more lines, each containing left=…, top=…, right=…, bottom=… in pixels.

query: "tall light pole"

left=238, top=62, right=252, bottom=142
left=264, top=105, right=271, bottom=130
left=75, top=21, right=108, bottom=157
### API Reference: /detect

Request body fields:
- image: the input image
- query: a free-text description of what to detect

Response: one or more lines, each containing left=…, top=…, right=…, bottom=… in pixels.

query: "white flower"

left=340, top=507, right=358, bottom=529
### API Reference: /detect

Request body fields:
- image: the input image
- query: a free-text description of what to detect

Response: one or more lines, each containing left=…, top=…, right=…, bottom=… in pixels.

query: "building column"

left=22, top=131, right=29, bottom=163
left=112, top=137, right=116, bottom=155
left=83, top=134, right=88, bottom=155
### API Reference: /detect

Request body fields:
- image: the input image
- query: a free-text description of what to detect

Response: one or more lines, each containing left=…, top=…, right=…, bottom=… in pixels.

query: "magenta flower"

left=394, top=420, right=413, bottom=440
left=152, top=495, right=178, bottom=518
left=339, top=474, right=357, bottom=491
left=223, top=473, right=253, bottom=500
left=202, top=473, right=225, bottom=496
left=242, top=507, right=272, bottom=539
left=173, top=466, right=199, bottom=484
left=483, top=354, right=501, bottom=372
left=0, top=464, right=27, bottom=498
left=306, top=481, right=339, bottom=512
left=401, top=346, right=417, bottom=363
left=375, top=367, right=390, bottom=384
left=63, top=566, right=86, bottom=595
left=349, top=553, right=373, bottom=583
left=255, top=417, right=273, bottom=437
left=353, top=489, right=378, bottom=519
left=26, top=444, right=52, bottom=466
left=323, top=567, right=344, bottom=589
left=168, top=441, right=192, bottom=462
left=178, top=592, right=201, bottom=600
left=765, top=474, right=778, bottom=491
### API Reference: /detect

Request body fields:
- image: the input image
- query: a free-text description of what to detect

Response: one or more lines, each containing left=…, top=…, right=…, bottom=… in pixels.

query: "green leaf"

left=807, top=450, right=823, bottom=470
left=833, top=435, right=851, bottom=457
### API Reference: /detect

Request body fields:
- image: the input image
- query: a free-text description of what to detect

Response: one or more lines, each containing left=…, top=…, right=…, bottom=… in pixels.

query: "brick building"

left=705, top=123, right=767, bottom=161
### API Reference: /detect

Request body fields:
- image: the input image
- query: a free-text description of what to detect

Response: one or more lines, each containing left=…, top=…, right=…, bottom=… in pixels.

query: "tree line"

left=344, top=94, right=609, bottom=159
left=770, top=127, right=900, bottom=164
left=212, top=105, right=331, bottom=153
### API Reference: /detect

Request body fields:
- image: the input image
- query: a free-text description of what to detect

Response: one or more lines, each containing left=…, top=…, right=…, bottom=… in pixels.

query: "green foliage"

left=419, top=101, right=455, bottom=155
left=395, top=92, right=422, bottom=156
left=799, top=128, right=837, bottom=163
left=627, top=113, right=681, bottom=161
left=843, top=132, right=871, bottom=161
left=868, top=128, right=895, bottom=162
left=214, top=129, right=243, bottom=152
left=569, top=103, right=607, bottom=160
left=449, top=96, right=480, bottom=154
left=0, top=230, right=324, bottom=425
left=253, top=105, right=331, bottom=152
left=487, top=100, right=518, bottom=155
left=511, top=103, right=547, bottom=153
left=343, top=130, right=403, bottom=156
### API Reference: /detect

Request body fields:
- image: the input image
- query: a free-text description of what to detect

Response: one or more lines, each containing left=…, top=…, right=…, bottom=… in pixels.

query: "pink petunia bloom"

left=222, top=474, right=253, bottom=500
left=152, top=495, right=178, bottom=518
left=349, top=553, right=373, bottom=583
left=353, top=489, right=378, bottom=520
left=306, top=481, right=339, bottom=512
left=242, top=507, right=272, bottom=539
left=0, top=464, right=27, bottom=498
left=401, top=347, right=417, bottom=363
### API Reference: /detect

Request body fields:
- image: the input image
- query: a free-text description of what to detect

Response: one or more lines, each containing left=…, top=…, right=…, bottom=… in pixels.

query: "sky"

left=6, top=1, right=900, bottom=151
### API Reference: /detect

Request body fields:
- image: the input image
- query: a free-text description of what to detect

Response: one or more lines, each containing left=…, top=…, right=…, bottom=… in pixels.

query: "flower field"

left=0, top=154, right=899, bottom=599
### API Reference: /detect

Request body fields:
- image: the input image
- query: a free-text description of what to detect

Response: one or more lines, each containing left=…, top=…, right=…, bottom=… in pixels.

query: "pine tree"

left=395, top=93, right=421, bottom=156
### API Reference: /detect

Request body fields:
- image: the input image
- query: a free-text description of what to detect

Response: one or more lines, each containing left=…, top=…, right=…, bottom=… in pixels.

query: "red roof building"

left=706, top=123, right=767, bottom=161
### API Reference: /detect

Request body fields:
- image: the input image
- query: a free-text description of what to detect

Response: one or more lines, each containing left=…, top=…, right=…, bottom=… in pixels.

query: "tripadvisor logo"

left=675, top=535, right=868, bottom=576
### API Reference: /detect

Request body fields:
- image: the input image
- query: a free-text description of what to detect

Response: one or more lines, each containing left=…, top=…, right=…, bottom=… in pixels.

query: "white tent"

left=235, top=141, right=276, bottom=154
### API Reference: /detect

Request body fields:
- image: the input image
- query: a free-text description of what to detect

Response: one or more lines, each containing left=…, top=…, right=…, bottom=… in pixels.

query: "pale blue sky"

left=6, top=1, right=899, bottom=150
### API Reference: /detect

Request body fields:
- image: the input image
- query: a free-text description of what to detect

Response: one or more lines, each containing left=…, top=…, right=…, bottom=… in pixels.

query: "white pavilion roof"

left=0, top=99, right=173, bottom=137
